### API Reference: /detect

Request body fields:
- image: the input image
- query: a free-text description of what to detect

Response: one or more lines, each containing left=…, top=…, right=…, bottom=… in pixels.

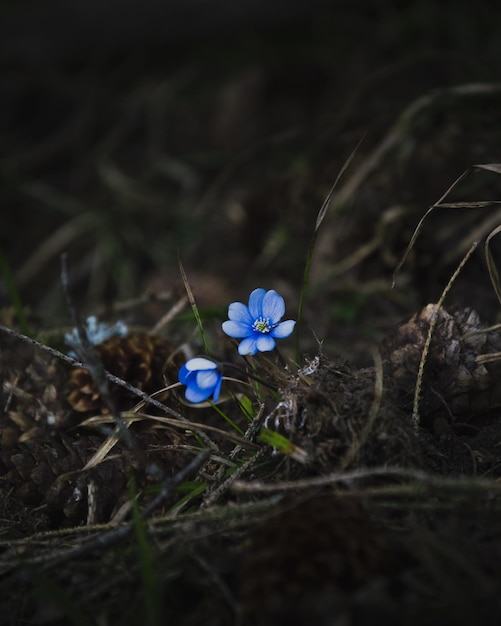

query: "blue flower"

left=222, top=288, right=296, bottom=356
left=65, top=316, right=128, bottom=356
left=178, top=357, right=223, bottom=403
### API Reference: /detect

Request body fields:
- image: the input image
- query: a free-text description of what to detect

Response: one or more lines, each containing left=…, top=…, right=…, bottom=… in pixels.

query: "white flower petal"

left=185, top=357, right=217, bottom=371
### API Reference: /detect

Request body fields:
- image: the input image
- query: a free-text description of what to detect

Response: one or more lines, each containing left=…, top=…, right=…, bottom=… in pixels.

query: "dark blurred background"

left=2, top=0, right=501, bottom=354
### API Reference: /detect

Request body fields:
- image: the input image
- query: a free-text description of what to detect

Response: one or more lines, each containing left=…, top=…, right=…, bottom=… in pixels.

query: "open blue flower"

left=222, top=288, right=296, bottom=356
left=178, top=357, right=223, bottom=403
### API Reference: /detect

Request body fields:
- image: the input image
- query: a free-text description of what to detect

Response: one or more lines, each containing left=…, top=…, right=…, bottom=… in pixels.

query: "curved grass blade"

left=178, top=258, right=210, bottom=354
left=393, top=163, right=501, bottom=288
left=485, top=223, right=501, bottom=305
left=295, top=138, right=363, bottom=364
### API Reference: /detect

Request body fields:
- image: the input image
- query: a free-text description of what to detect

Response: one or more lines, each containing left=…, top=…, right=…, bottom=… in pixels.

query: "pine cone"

left=67, top=332, right=180, bottom=413
left=0, top=331, right=192, bottom=527
left=381, top=304, right=501, bottom=427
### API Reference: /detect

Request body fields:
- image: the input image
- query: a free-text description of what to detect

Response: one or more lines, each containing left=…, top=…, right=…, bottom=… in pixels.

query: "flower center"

left=252, top=316, right=272, bottom=333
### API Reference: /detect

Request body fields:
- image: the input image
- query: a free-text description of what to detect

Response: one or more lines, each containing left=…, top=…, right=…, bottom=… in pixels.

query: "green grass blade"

left=295, top=141, right=362, bottom=364
left=129, top=476, right=161, bottom=626
left=209, top=400, right=245, bottom=435
left=178, top=258, right=210, bottom=354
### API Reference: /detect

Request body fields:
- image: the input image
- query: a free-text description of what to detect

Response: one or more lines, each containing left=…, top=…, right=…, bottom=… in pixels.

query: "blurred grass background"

left=2, top=0, right=501, bottom=356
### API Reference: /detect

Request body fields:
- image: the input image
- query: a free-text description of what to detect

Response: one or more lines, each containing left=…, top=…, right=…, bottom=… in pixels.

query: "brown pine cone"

left=381, top=304, right=501, bottom=428
left=67, top=332, right=181, bottom=413
left=1, top=331, right=193, bottom=527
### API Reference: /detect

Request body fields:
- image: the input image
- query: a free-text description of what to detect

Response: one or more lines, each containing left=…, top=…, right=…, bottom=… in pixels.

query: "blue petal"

left=248, top=288, right=266, bottom=319
left=238, top=336, right=259, bottom=355
left=262, top=290, right=285, bottom=323
left=196, top=370, right=219, bottom=390
left=222, top=320, right=252, bottom=338
left=227, top=302, right=253, bottom=324
left=212, top=374, right=223, bottom=402
left=185, top=384, right=213, bottom=403
left=255, top=335, right=276, bottom=352
left=178, top=364, right=194, bottom=384
left=270, top=319, right=296, bottom=338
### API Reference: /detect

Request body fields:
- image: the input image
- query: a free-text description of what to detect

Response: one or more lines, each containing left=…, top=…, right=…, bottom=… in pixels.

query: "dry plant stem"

left=412, top=240, right=478, bottom=428
left=393, top=161, right=501, bottom=288
left=15, top=212, right=95, bottom=288
left=202, top=447, right=267, bottom=508
left=476, top=352, right=501, bottom=364
left=0, top=497, right=282, bottom=554
left=149, top=293, right=189, bottom=334
left=485, top=220, right=501, bottom=305
left=325, top=205, right=407, bottom=279
left=232, top=466, right=501, bottom=494
left=95, top=289, right=177, bottom=317
left=82, top=413, right=259, bottom=470
left=392, top=167, right=473, bottom=286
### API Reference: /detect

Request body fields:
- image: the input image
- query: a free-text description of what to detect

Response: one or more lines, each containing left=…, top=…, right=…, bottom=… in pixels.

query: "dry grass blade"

left=476, top=352, right=501, bottom=364
left=412, top=240, right=478, bottom=426
left=295, top=138, right=364, bottom=362
left=314, top=85, right=501, bottom=287
left=393, top=162, right=501, bottom=287
left=485, top=223, right=501, bottom=305
left=437, top=201, right=501, bottom=208
left=474, top=163, right=501, bottom=175
left=80, top=412, right=261, bottom=452
left=392, top=166, right=474, bottom=286
left=232, top=466, right=501, bottom=494
left=15, top=212, right=96, bottom=288
left=314, top=135, right=365, bottom=232
left=149, top=293, right=189, bottom=335
left=82, top=421, right=133, bottom=470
